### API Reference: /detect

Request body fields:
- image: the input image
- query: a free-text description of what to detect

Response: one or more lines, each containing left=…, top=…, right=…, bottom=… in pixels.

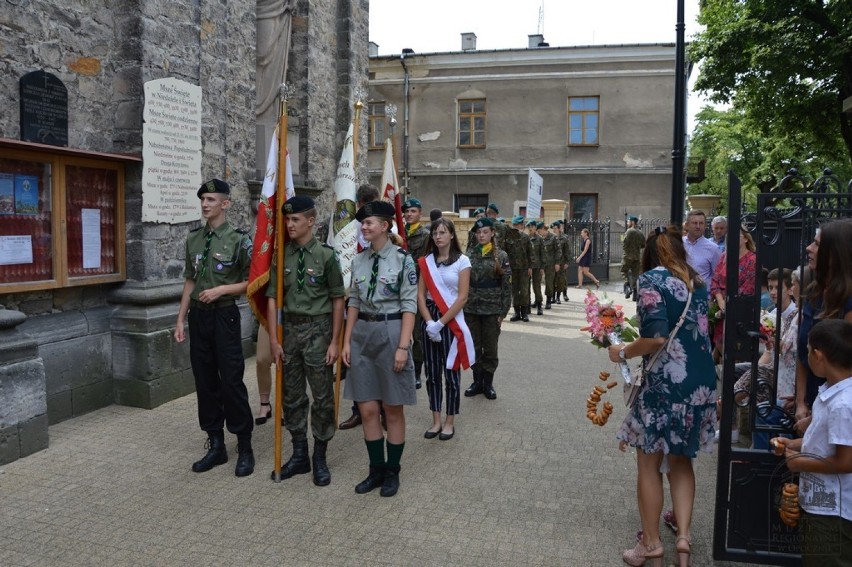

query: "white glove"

left=426, top=320, right=444, bottom=342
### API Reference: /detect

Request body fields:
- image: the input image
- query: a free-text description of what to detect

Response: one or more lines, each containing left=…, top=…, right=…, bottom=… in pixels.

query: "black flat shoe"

left=424, top=428, right=440, bottom=439
left=254, top=402, right=272, bottom=425
left=438, top=428, right=454, bottom=441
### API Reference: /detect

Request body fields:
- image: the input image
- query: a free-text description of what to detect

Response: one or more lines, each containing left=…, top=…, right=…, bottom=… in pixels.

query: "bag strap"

left=643, top=290, right=693, bottom=371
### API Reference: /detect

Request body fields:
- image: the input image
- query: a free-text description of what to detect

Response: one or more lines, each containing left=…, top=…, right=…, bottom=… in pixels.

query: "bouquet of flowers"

left=581, top=290, right=639, bottom=383
left=759, top=311, right=777, bottom=343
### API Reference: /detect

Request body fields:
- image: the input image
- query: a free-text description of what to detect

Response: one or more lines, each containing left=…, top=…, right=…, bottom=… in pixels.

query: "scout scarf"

left=478, top=243, right=492, bottom=256
left=405, top=222, right=421, bottom=237
left=418, top=255, right=475, bottom=370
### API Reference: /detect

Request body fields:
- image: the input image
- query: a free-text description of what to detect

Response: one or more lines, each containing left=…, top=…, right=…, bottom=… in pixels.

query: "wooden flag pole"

left=272, top=87, right=290, bottom=482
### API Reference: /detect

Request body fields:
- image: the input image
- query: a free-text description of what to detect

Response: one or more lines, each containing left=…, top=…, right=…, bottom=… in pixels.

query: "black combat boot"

left=545, top=297, right=552, bottom=310
left=312, top=439, right=331, bottom=486
left=464, top=368, right=483, bottom=397
left=563, top=291, right=569, bottom=301
left=521, top=306, right=530, bottom=322
left=380, top=465, right=401, bottom=497
left=555, top=293, right=561, bottom=304
left=510, top=308, right=521, bottom=322
left=355, top=465, right=385, bottom=494
left=192, top=430, right=228, bottom=473
left=235, top=438, right=255, bottom=477
left=415, top=361, right=422, bottom=389
left=276, top=436, right=311, bottom=479
left=483, top=371, right=497, bottom=400
left=536, top=301, right=544, bottom=316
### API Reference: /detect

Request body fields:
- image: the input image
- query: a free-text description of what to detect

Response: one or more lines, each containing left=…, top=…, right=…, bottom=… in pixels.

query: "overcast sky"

left=369, top=0, right=706, bottom=131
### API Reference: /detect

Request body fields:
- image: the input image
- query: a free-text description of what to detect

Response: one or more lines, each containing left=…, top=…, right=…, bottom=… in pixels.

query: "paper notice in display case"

left=0, top=235, right=33, bottom=265
left=82, top=208, right=101, bottom=269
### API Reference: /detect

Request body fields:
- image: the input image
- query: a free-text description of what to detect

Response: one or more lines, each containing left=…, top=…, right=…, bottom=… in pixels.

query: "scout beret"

left=197, top=178, right=230, bottom=198
left=511, top=215, right=525, bottom=225
left=628, top=215, right=639, bottom=222
left=496, top=217, right=505, bottom=223
left=473, top=207, right=485, bottom=216
left=356, top=200, right=396, bottom=222
left=283, top=195, right=315, bottom=214
left=525, top=220, right=537, bottom=227
left=402, top=198, right=422, bottom=210
left=536, top=222, right=546, bottom=229
left=487, top=203, right=499, bottom=214
left=473, top=217, right=494, bottom=230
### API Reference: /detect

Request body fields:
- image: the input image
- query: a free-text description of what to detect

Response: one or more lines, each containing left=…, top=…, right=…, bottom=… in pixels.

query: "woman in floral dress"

left=608, top=225, right=717, bottom=567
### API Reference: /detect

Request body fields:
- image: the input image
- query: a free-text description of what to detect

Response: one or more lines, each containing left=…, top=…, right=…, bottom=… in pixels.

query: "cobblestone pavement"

left=0, top=285, right=761, bottom=566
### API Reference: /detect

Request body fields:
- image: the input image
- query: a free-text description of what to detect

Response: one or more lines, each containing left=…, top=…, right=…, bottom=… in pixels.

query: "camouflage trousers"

left=555, top=267, right=567, bottom=294
left=543, top=267, right=555, bottom=298
left=621, top=259, right=641, bottom=287
left=466, top=313, right=502, bottom=374
left=529, top=268, right=543, bottom=305
left=512, top=268, right=530, bottom=309
left=282, top=316, right=335, bottom=442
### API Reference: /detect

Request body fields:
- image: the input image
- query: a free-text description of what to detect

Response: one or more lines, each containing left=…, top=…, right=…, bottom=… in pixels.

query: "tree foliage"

left=690, top=0, right=852, bottom=166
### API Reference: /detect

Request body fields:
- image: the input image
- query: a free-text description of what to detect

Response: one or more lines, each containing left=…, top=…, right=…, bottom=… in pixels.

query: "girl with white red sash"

left=417, top=218, right=474, bottom=440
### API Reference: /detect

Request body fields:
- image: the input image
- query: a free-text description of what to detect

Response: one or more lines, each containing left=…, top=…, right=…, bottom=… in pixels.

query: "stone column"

left=0, top=306, right=48, bottom=466
left=542, top=199, right=567, bottom=227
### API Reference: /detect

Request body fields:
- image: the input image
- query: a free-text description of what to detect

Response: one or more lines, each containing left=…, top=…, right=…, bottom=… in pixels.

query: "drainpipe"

left=400, top=48, right=413, bottom=198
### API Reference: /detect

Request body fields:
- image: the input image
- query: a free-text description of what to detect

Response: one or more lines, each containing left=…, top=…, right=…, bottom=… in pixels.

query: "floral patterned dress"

left=616, top=267, right=718, bottom=458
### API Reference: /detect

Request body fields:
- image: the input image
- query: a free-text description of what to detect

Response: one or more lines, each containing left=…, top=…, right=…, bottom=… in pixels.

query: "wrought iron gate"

left=713, top=169, right=852, bottom=564
left=563, top=218, right=611, bottom=285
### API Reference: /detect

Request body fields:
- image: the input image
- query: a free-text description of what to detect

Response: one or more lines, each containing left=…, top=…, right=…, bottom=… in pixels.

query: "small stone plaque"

left=19, top=70, right=68, bottom=147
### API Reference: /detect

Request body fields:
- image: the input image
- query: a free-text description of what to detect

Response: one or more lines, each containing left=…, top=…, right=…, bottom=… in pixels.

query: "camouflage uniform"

left=505, top=226, right=531, bottom=321
left=527, top=224, right=544, bottom=314
left=539, top=230, right=558, bottom=308
left=405, top=222, right=431, bottom=382
left=464, top=241, right=511, bottom=398
left=555, top=229, right=571, bottom=301
left=621, top=225, right=645, bottom=300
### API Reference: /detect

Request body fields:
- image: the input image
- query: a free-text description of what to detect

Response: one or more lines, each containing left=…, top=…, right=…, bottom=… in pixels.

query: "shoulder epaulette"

left=322, top=243, right=334, bottom=250
left=190, top=226, right=203, bottom=232
left=235, top=227, right=249, bottom=235
left=397, top=247, right=410, bottom=255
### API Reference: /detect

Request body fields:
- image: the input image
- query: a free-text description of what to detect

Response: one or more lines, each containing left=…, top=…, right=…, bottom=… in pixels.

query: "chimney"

left=368, top=41, right=379, bottom=57
left=528, top=34, right=544, bottom=48
left=461, top=32, right=477, bottom=51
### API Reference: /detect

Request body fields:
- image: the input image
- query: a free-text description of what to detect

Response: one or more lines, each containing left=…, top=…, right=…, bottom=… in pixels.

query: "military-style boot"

left=277, top=436, right=311, bottom=479
left=235, top=437, right=255, bottom=477
left=380, top=465, right=401, bottom=497
left=510, top=307, right=521, bottom=322
left=414, top=361, right=422, bottom=389
left=521, top=306, right=530, bottom=322
left=555, top=293, right=561, bottom=304
left=464, top=368, right=483, bottom=397
left=312, top=439, right=331, bottom=486
left=536, top=301, right=544, bottom=316
left=355, top=465, right=385, bottom=494
left=545, top=297, right=552, bottom=310
left=192, top=430, right=228, bottom=473
left=483, top=371, right=497, bottom=400
left=563, top=291, right=569, bottom=301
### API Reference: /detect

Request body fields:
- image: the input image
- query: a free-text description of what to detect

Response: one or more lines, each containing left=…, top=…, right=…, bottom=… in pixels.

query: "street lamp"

left=671, top=0, right=687, bottom=224
left=400, top=48, right=414, bottom=198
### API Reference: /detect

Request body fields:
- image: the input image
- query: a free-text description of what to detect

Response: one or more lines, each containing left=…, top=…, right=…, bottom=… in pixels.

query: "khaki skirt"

left=344, top=318, right=417, bottom=406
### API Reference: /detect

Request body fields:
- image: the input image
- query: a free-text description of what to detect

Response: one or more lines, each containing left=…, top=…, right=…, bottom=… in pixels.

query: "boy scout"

left=537, top=222, right=558, bottom=310
left=403, top=198, right=431, bottom=388
left=174, top=179, right=255, bottom=477
left=507, top=216, right=532, bottom=322
left=265, top=196, right=345, bottom=486
left=526, top=220, right=544, bottom=315
left=621, top=215, right=645, bottom=300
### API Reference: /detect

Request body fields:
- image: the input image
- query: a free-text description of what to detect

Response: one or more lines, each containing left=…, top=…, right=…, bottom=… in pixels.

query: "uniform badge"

left=408, top=271, right=417, bottom=285
left=216, top=263, right=223, bottom=271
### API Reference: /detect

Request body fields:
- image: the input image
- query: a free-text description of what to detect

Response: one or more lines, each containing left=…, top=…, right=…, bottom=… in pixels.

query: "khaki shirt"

left=183, top=221, right=252, bottom=301
left=266, top=237, right=345, bottom=316
left=348, top=239, right=417, bottom=314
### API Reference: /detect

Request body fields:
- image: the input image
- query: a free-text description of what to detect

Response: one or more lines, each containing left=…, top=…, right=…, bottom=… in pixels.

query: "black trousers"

left=188, top=304, right=253, bottom=437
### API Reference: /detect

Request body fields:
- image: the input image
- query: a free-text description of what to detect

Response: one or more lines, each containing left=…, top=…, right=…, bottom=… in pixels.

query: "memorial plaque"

left=19, top=70, right=69, bottom=147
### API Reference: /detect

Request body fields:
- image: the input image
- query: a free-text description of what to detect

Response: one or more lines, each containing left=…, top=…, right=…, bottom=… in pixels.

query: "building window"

left=458, top=99, right=486, bottom=148
left=0, top=143, right=128, bottom=293
left=454, top=193, right=488, bottom=217
left=568, top=96, right=599, bottom=146
left=569, top=193, right=598, bottom=221
left=368, top=101, right=386, bottom=149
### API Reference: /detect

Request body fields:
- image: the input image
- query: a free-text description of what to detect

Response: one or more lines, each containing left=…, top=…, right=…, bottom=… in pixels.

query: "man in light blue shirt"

left=711, top=216, right=727, bottom=251
left=683, top=210, right=722, bottom=283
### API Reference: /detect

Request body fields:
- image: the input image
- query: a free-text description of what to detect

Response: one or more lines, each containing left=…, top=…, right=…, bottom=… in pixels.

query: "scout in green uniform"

left=265, top=196, right=345, bottom=486
left=553, top=221, right=571, bottom=302
left=621, top=215, right=645, bottom=301
left=342, top=200, right=418, bottom=498
left=174, top=179, right=255, bottom=477
left=526, top=220, right=544, bottom=315
left=403, top=198, right=431, bottom=389
left=550, top=221, right=565, bottom=304
left=507, top=215, right=532, bottom=322
left=464, top=218, right=512, bottom=399
left=465, top=207, right=486, bottom=254
left=537, top=222, right=558, bottom=310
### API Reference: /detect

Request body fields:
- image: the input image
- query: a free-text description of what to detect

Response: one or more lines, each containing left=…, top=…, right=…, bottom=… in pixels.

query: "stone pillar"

left=454, top=216, right=475, bottom=251
left=542, top=199, right=567, bottom=227
left=0, top=307, right=48, bottom=466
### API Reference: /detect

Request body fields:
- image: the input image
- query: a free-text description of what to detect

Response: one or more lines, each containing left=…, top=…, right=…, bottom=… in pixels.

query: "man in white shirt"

left=682, top=210, right=722, bottom=283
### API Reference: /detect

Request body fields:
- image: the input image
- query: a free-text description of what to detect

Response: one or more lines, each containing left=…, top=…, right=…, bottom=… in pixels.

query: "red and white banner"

left=247, top=126, right=294, bottom=327
left=380, top=137, right=407, bottom=249
left=417, top=255, right=475, bottom=370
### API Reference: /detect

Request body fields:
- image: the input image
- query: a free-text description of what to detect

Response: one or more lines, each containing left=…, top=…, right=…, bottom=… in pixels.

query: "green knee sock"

left=386, top=440, right=405, bottom=469
left=365, top=438, right=385, bottom=467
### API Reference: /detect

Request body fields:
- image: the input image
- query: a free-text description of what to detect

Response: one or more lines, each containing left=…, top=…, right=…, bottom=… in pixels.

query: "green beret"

left=487, top=203, right=499, bottom=214
left=473, top=207, right=485, bottom=216
left=402, top=198, right=422, bottom=210
left=197, top=178, right=230, bottom=199
left=282, top=195, right=315, bottom=215
left=525, top=220, right=537, bottom=227
left=496, top=217, right=505, bottom=223
left=473, top=217, right=494, bottom=231
left=628, top=215, right=639, bottom=222
left=356, top=200, right=396, bottom=222
left=511, top=215, right=525, bottom=225
left=536, top=222, right=545, bottom=229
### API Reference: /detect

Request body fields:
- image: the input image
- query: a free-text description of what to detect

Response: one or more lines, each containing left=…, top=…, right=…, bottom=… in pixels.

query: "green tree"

left=690, top=0, right=852, bottom=165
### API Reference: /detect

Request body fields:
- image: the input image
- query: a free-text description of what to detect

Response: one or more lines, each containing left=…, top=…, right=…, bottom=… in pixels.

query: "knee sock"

left=386, top=440, right=405, bottom=470
left=365, top=438, right=385, bottom=467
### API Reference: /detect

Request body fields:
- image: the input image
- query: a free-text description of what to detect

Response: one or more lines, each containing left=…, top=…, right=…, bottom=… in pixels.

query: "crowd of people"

left=174, top=181, right=852, bottom=564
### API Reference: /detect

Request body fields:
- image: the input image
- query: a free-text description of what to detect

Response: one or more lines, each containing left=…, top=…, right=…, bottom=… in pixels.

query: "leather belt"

left=470, top=281, right=500, bottom=289
left=283, top=313, right=330, bottom=324
left=357, top=312, right=403, bottom=322
left=190, top=298, right=236, bottom=310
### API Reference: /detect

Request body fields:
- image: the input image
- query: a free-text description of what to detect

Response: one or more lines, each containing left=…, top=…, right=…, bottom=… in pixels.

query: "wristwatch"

left=618, top=348, right=627, bottom=361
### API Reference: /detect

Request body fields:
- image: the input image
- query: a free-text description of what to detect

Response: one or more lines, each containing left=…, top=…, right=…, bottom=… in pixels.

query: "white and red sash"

left=418, top=255, right=475, bottom=370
